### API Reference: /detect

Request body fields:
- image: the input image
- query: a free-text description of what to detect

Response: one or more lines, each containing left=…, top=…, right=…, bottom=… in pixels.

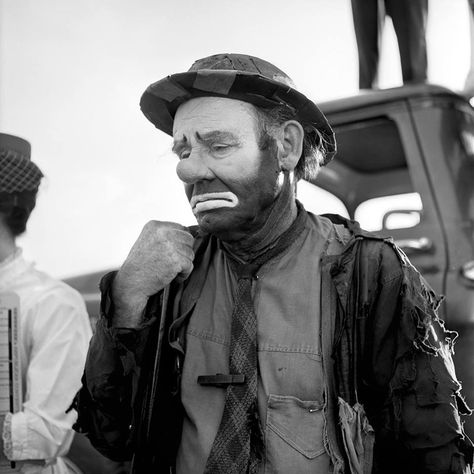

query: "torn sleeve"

left=367, top=245, right=473, bottom=473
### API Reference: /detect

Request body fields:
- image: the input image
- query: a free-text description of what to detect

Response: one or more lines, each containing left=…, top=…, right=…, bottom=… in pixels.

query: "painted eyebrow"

left=195, top=131, right=239, bottom=144
left=172, top=131, right=239, bottom=155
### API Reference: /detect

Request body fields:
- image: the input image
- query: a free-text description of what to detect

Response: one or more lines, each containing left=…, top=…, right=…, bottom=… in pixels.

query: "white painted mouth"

left=190, top=192, right=239, bottom=215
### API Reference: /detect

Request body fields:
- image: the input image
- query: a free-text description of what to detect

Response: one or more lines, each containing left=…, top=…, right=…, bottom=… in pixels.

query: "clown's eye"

left=179, top=150, right=191, bottom=160
left=211, top=144, right=231, bottom=154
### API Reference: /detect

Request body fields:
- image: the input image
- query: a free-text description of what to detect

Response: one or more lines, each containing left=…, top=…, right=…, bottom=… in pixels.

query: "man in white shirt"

left=0, top=133, right=92, bottom=473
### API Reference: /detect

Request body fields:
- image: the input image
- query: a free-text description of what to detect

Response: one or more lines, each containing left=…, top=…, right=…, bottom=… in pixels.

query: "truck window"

left=449, top=109, right=474, bottom=220
left=297, top=180, right=350, bottom=218
left=355, top=192, right=422, bottom=231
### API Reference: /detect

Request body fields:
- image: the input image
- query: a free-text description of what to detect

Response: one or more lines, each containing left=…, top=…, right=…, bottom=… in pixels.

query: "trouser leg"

left=465, top=0, right=474, bottom=95
left=386, top=0, right=428, bottom=84
left=351, top=0, right=382, bottom=88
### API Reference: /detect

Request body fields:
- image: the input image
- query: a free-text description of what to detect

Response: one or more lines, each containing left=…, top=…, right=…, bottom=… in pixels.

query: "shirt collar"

left=0, top=248, right=32, bottom=290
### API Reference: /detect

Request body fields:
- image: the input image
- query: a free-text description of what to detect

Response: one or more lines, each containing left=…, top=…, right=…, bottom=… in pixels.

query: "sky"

left=0, top=0, right=471, bottom=278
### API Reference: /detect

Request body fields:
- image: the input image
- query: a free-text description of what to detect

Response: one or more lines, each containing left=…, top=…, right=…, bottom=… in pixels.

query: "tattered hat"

left=140, top=53, right=336, bottom=165
left=0, top=133, right=43, bottom=193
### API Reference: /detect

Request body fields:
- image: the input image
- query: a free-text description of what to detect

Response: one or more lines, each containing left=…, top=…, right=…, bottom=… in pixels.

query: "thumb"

left=175, top=261, right=194, bottom=283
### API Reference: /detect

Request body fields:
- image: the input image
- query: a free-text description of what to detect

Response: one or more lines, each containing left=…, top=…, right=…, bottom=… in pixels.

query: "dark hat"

left=0, top=133, right=43, bottom=193
left=140, top=53, right=336, bottom=165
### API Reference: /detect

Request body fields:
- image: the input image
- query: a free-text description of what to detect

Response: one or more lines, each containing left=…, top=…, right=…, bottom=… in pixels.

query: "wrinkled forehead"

left=173, top=96, right=259, bottom=138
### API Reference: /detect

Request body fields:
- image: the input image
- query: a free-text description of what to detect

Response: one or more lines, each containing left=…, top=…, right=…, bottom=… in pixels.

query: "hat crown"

left=0, top=133, right=43, bottom=193
left=188, top=54, right=295, bottom=89
left=0, top=133, right=31, bottom=160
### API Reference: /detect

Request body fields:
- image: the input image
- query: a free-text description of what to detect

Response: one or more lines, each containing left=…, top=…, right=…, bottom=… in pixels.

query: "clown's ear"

left=276, top=120, right=304, bottom=172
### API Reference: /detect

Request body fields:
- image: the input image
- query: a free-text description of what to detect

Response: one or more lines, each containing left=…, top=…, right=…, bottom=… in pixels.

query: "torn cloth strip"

left=338, top=397, right=374, bottom=474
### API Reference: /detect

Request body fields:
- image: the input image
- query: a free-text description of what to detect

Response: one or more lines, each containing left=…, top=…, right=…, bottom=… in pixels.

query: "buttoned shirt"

left=176, top=214, right=343, bottom=473
left=0, top=250, right=92, bottom=473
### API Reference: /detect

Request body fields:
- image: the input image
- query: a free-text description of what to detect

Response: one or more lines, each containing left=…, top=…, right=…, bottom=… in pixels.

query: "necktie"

left=204, top=206, right=307, bottom=474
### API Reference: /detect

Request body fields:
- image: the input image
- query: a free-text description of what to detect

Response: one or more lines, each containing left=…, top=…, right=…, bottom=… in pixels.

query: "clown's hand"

left=112, top=221, right=194, bottom=328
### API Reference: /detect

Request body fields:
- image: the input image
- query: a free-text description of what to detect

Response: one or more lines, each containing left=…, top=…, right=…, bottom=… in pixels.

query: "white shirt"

left=0, top=250, right=92, bottom=473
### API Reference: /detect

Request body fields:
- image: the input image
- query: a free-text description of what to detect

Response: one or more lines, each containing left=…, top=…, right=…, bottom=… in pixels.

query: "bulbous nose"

left=176, top=150, right=214, bottom=184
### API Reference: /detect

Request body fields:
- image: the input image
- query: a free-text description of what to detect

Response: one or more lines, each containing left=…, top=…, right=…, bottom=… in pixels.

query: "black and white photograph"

left=1, top=1, right=474, bottom=473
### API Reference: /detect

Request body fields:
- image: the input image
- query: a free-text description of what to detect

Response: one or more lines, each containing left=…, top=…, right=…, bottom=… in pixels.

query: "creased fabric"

left=0, top=250, right=92, bottom=473
left=205, top=204, right=307, bottom=473
left=75, top=213, right=474, bottom=474
left=338, top=397, right=374, bottom=474
left=326, top=215, right=473, bottom=473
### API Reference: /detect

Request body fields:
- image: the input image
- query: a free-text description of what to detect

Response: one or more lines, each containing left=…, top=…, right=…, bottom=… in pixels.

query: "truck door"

left=406, top=95, right=474, bottom=438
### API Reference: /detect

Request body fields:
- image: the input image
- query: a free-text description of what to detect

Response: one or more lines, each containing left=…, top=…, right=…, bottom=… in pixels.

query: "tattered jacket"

left=74, top=215, right=473, bottom=473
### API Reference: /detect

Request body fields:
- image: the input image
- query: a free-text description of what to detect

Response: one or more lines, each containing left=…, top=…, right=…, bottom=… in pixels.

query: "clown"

left=75, top=55, right=472, bottom=474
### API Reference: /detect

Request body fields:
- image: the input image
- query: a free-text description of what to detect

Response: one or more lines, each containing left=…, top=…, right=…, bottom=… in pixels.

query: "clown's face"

left=173, top=97, right=282, bottom=241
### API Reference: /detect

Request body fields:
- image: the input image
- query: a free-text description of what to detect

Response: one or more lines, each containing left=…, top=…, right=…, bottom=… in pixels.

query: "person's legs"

left=386, top=0, right=428, bottom=84
left=464, top=0, right=474, bottom=96
left=351, top=0, right=382, bottom=88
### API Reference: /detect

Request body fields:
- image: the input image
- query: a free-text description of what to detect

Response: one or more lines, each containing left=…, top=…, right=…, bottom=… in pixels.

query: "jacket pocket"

left=265, top=394, right=331, bottom=473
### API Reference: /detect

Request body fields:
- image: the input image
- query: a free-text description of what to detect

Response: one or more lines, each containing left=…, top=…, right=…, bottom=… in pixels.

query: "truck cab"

left=299, top=83, right=474, bottom=437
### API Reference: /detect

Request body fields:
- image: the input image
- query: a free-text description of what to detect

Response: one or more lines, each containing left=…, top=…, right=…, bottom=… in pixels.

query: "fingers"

left=172, top=229, right=195, bottom=252
left=144, top=221, right=194, bottom=247
left=174, top=238, right=195, bottom=260
left=172, top=232, right=195, bottom=283
left=163, top=223, right=195, bottom=245
left=119, top=220, right=197, bottom=296
left=145, top=220, right=195, bottom=284
left=162, top=225, right=195, bottom=267
left=175, top=261, right=194, bottom=283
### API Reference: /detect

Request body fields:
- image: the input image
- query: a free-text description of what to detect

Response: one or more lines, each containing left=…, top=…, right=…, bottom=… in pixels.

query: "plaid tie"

left=204, top=206, right=307, bottom=474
